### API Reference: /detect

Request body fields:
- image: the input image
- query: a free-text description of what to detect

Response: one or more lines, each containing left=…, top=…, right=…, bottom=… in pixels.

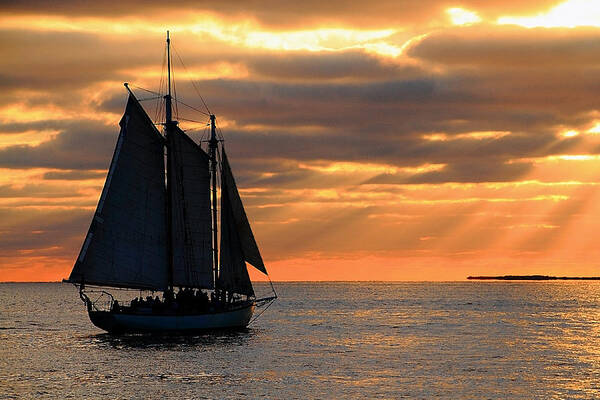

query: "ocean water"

left=2, top=282, right=600, bottom=399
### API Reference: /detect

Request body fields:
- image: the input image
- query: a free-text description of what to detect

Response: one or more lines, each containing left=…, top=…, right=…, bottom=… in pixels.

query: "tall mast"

left=165, top=31, right=173, bottom=124
left=209, top=114, right=219, bottom=287
left=165, top=31, right=175, bottom=289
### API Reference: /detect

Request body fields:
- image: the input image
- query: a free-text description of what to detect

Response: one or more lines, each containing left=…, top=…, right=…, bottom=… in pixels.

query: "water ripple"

left=3, top=282, right=600, bottom=398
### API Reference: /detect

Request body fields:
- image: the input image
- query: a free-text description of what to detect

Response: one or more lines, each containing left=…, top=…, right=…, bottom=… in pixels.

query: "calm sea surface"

left=2, top=282, right=600, bottom=399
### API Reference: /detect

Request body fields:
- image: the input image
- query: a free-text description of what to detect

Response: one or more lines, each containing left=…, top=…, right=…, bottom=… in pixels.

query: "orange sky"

left=2, top=0, right=600, bottom=281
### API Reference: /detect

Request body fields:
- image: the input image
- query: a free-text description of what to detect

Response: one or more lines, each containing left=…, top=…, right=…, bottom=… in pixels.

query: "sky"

left=2, top=0, right=600, bottom=282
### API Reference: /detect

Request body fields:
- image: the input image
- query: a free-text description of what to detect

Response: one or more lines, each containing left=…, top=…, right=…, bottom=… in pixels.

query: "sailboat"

left=64, top=32, right=277, bottom=333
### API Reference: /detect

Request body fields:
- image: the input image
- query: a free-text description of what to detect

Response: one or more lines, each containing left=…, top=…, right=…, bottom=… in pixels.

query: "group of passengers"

left=111, top=288, right=239, bottom=314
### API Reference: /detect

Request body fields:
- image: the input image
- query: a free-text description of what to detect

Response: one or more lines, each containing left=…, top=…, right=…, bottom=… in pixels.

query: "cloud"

left=0, top=1, right=561, bottom=28
left=0, top=120, right=117, bottom=169
left=369, top=160, right=533, bottom=184
left=4, top=24, right=600, bottom=146
left=0, top=183, right=94, bottom=198
left=0, top=207, right=91, bottom=258
left=0, top=30, right=162, bottom=91
left=244, top=51, right=423, bottom=81
left=407, top=26, right=600, bottom=67
left=42, top=170, right=106, bottom=180
left=224, top=130, right=579, bottom=168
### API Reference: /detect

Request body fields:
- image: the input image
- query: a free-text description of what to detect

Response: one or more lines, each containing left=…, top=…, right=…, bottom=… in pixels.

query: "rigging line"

left=248, top=298, right=275, bottom=326
left=173, top=98, right=211, bottom=117
left=215, top=120, right=225, bottom=141
left=138, top=96, right=162, bottom=102
left=199, top=124, right=210, bottom=151
left=267, top=274, right=277, bottom=299
left=178, top=117, right=209, bottom=124
left=171, top=44, right=212, bottom=115
left=171, top=57, right=179, bottom=121
left=154, top=45, right=167, bottom=123
left=131, top=84, right=162, bottom=96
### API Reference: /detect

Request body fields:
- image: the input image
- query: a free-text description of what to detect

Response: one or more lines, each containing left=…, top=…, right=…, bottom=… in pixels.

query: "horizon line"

left=3, top=279, right=597, bottom=284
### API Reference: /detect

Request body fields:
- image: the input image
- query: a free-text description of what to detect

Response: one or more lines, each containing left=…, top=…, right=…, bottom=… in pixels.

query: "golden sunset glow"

left=498, top=0, right=600, bottom=28
left=244, top=28, right=397, bottom=52
left=2, top=0, right=600, bottom=282
left=447, top=8, right=482, bottom=26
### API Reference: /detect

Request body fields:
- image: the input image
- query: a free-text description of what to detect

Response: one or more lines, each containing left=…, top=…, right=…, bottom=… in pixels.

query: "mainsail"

left=218, top=150, right=267, bottom=296
left=168, top=126, right=214, bottom=288
left=69, top=95, right=169, bottom=290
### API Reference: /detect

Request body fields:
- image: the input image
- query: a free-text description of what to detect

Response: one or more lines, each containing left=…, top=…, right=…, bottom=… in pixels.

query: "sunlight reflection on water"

left=3, top=282, right=600, bottom=398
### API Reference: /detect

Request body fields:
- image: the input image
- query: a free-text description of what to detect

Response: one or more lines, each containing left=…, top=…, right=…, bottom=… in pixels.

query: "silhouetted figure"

left=163, top=289, right=174, bottom=304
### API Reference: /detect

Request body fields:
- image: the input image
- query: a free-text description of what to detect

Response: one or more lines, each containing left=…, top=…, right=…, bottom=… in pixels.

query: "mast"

left=166, top=31, right=173, bottom=125
left=209, top=114, right=219, bottom=287
left=165, top=30, right=175, bottom=289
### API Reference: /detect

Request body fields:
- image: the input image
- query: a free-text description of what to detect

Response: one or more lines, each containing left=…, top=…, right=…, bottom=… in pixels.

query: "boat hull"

left=88, top=303, right=255, bottom=334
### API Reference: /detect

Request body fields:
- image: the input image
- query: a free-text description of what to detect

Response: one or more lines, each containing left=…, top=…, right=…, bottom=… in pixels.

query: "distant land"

left=467, top=275, right=600, bottom=280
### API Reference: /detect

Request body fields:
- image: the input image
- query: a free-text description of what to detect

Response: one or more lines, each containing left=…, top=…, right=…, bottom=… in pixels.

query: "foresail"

left=168, top=127, right=214, bottom=288
left=218, top=160, right=254, bottom=296
left=69, top=95, right=168, bottom=290
left=220, top=151, right=267, bottom=274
